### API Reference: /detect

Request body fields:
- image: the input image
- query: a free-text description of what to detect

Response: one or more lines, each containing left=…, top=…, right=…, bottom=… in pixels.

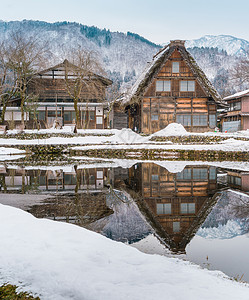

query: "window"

left=176, top=114, right=191, bottom=126
left=157, top=203, right=171, bottom=214
left=89, top=175, right=95, bottom=185
left=227, top=175, right=241, bottom=186
left=193, top=168, right=208, bottom=180
left=173, top=222, right=180, bottom=233
left=193, top=115, right=208, bottom=126
left=89, top=111, right=95, bottom=121
left=180, top=80, right=195, bottom=91
left=81, top=111, right=87, bottom=121
left=156, top=80, right=171, bottom=92
left=209, top=167, right=216, bottom=180
left=151, top=114, right=159, bottom=121
left=181, top=203, right=195, bottom=214
left=229, top=102, right=241, bottom=111
left=38, top=111, right=45, bottom=121
left=172, top=62, right=180, bottom=73
left=64, top=174, right=77, bottom=185
left=96, top=117, right=103, bottom=124
left=209, top=114, right=216, bottom=128
left=97, top=171, right=103, bottom=178
left=152, top=174, right=159, bottom=181
left=39, top=176, right=46, bottom=186
left=64, top=111, right=76, bottom=122
left=177, top=168, right=192, bottom=180
left=48, top=110, right=61, bottom=117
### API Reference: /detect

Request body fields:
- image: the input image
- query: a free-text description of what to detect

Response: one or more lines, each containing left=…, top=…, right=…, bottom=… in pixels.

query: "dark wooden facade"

left=125, top=40, right=224, bottom=133
left=112, top=103, right=128, bottom=130
left=4, top=60, right=112, bottom=129
left=220, top=90, right=249, bottom=132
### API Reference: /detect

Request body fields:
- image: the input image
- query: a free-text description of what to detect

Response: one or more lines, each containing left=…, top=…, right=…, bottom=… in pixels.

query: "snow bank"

left=156, top=161, right=187, bottom=173
left=0, top=204, right=248, bottom=300
left=109, top=128, right=149, bottom=143
left=151, top=123, right=188, bottom=137
left=0, top=147, right=25, bottom=155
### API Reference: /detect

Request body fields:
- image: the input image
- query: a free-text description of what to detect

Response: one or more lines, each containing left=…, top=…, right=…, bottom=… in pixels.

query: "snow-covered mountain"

left=186, top=35, right=249, bottom=57
left=0, top=20, right=248, bottom=95
left=0, top=20, right=160, bottom=90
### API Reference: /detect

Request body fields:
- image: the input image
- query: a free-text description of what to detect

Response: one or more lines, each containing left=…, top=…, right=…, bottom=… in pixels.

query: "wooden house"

left=226, top=170, right=249, bottom=194
left=220, top=89, right=249, bottom=132
left=123, top=40, right=224, bottom=133
left=126, top=163, right=219, bottom=252
left=4, top=60, right=112, bottom=129
left=0, top=166, right=109, bottom=193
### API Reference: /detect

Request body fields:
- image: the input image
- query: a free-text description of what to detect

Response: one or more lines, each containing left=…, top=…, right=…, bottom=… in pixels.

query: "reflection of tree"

left=230, top=193, right=249, bottom=224
left=0, top=175, right=7, bottom=193
left=202, top=190, right=249, bottom=234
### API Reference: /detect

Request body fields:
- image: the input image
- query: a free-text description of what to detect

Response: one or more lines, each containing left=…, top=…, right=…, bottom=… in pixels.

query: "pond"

left=0, top=160, right=248, bottom=282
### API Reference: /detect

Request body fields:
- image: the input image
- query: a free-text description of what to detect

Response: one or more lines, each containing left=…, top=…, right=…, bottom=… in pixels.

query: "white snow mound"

left=0, top=204, right=249, bottom=300
left=110, top=128, right=148, bottom=144
left=151, top=123, right=188, bottom=137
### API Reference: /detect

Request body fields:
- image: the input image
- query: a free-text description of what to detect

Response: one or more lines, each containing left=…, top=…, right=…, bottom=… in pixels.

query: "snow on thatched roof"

left=223, top=89, right=249, bottom=101
left=122, top=40, right=223, bottom=107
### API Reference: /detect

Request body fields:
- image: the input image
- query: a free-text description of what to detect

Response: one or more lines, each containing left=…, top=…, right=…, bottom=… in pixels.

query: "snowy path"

left=0, top=204, right=249, bottom=300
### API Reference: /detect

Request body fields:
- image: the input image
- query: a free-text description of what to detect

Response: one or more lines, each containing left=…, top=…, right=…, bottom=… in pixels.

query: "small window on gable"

left=172, top=62, right=180, bottom=73
left=180, top=80, right=195, bottom=92
left=152, top=174, right=159, bottom=181
left=151, top=114, right=159, bottom=121
left=173, top=222, right=180, bottom=233
left=156, top=80, right=171, bottom=92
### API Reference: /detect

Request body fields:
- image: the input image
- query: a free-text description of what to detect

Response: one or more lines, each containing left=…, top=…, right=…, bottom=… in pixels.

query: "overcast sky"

left=1, top=0, right=249, bottom=44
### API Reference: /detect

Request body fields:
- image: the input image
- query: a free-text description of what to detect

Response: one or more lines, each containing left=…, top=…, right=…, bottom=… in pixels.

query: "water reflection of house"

left=226, top=170, right=249, bottom=194
left=0, top=167, right=110, bottom=193
left=126, top=163, right=219, bottom=252
left=0, top=166, right=114, bottom=224
left=28, top=192, right=113, bottom=226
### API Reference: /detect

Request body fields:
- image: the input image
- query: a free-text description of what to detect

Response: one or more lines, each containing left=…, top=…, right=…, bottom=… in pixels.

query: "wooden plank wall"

left=142, top=97, right=210, bottom=133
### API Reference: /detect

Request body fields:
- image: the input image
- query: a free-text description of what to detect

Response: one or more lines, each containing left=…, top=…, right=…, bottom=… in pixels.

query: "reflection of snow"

left=197, top=220, right=243, bottom=239
left=89, top=190, right=152, bottom=244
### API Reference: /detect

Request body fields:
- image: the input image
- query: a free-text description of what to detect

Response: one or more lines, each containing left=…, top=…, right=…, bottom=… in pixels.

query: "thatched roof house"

left=123, top=40, right=224, bottom=133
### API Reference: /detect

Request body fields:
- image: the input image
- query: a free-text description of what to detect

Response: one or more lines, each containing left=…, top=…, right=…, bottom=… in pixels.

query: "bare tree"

left=231, top=54, right=249, bottom=89
left=106, top=82, right=122, bottom=128
left=6, top=31, right=49, bottom=126
left=0, top=42, right=17, bottom=123
left=24, top=94, right=40, bottom=129
left=63, top=47, right=106, bottom=128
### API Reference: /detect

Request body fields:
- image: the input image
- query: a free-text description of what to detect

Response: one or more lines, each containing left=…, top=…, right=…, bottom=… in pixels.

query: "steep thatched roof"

left=122, top=40, right=224, bottom=107
left=135, top=193, right=220, bottom=253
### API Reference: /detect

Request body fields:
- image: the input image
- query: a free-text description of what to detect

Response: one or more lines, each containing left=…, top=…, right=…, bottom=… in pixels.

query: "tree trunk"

left=74, top=99, right=81, bottom=129
left=1, top=102, right=7, bottom=124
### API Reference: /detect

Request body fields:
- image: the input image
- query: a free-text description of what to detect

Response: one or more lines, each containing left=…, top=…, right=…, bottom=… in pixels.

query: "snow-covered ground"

left=0, top=147, right=26, bottom=161
left=5, top=158, right=249, bottom=173
left=0, top=203, right=249, bottom=300
left=1, top=124, right=249, bottom=152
